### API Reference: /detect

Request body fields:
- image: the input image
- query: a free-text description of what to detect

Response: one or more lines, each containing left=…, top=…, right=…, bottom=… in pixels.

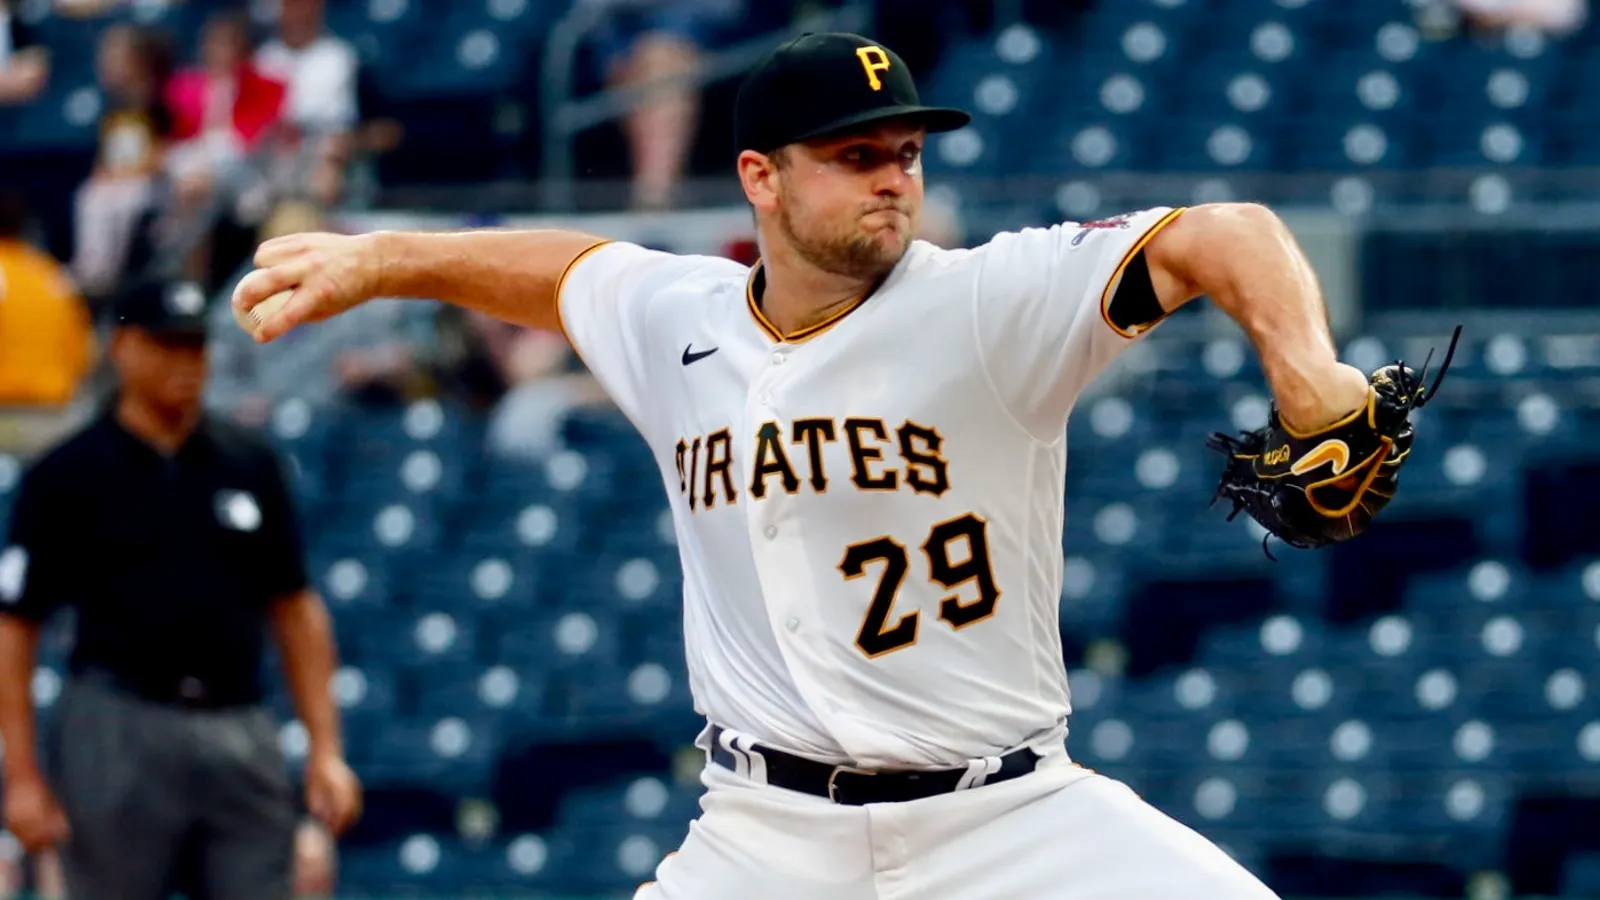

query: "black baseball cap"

left=111, top=278, right=211, bottom=338
left=734, top=32, right=972, bottom=155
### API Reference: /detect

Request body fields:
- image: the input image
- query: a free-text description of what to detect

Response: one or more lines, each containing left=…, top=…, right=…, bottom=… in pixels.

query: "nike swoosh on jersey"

left=1290, top=439, right=1352, bottom=477
left=682, top=345, right=719, bottom=365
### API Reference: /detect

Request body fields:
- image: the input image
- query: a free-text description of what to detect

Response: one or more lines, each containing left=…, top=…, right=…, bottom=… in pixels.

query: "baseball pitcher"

left=233, top=32, right=1441, bottom=900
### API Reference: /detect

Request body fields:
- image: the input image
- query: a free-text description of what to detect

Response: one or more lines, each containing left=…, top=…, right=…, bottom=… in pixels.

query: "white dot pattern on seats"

left=1062, top=556, right=1096, bottom=601
left=1094, top=503, right=1138, bottom=546
left=1331, top=720, right=1373, bottom=761
left=1376, top=23, right=1419, bottom=62
left=1072, top=127, right=1118, bottom=167
left=1370, top=616, right=1413, bottom=657
left=1122, top=23, right=1168, bottom=64
left=1101, top=74, right=1146, bottom=114
left=507, top=835, right=548, bottom=874
left=1293, top=668, right=1333, bottom=710
left=1057, top=180, right=1102, bottom=217
left=617, top=834, right=662, bottom=877
left=1175, top=669, right=1216, bottom=709
left=625, top=777, right=670, bottom=819
left=1208, top=126, right=1253, bottom=166
left=556, top=612, right=598, bottom=656
left=1517, top=394, right=1560, bottom=435
left=333, top=667, right=368, bottom=707
left=1195, top=777, right=1237, bottom=820
left=1446, top=779, right=1486, bottom=821
left=431, top=718, right=470, bottom=758
left=517, top=505, right=558, bottom=547
left=1454, top=721, right=1495, bottom=762
left=1469, top=561, right=1511, bottom=601
left=1208, top=720, right=1250, bottom=761
left=280, top=721, right=309, bottom=760
left=1471, top=174, right=1513, bottom=214
left=1228, top=74, right=1271, bottom=112
left=1136, top=449, right=1180, bottom=490
left=1444, top=445, right=1487, bottom=486
left=1091, top=720, right=1134, bottom=760
left=630, top=664, right=671, bottom=704
left=417, top=613, right=459, bottom=654
left=1324, top=778, right=1366, bottom=820
left=399, top=834, right=439, bottom=874
left=1545, top=669, right=1584, bottom=711
left=327, top=559, right=368, bottom=601
left=403, top=399, right=444, bottom=439
left=479, top=666, right=519, bottom=708
left=1262, top=615, right=1305, bottom=655
left=1090, top=397, right=1135, bottom=438
left=1416, top=669, right=1458, bottom=711
left=1331, top=177, right=1375, bottom=216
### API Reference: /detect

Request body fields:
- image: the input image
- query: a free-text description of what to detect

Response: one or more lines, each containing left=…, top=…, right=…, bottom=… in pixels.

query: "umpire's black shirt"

left=0, top=407, right=308, bottom=707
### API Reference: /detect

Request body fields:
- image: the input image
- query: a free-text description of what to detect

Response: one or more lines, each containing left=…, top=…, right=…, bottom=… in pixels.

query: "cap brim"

left=789, top=104, right=973, bottom=146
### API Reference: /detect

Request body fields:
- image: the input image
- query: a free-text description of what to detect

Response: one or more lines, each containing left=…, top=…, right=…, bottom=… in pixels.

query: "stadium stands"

left=4, top=0, right=1600, bottom=895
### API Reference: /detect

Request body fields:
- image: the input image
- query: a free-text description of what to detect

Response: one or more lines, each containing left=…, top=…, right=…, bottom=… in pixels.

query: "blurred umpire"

left=0, top=278, right=361, bottom=899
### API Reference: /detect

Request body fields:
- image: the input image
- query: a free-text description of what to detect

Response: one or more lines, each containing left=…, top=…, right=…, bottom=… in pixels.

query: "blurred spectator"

left=254, top=0, right=359, bottom=206
left=588, top=0, right=743, bottom=209
left=164, top=11, right=285, bottom=219
left=0, top=0, right=48, bottom=106
left=205, top=201, right=437, bottom=425
left=472, top=317, right=608, bottom=460
left=69, top=23, right=175, bottom=303
left=162, top=10, right=286, bottom=292
left=0, top=192, right=96, bottom=408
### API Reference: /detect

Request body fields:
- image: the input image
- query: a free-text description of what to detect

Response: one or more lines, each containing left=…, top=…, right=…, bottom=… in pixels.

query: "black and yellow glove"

left=1206, top=326, right=1462, bottom=555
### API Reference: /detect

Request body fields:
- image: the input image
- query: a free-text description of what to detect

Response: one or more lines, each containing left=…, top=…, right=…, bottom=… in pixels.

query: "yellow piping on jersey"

left=553, top=239, right=615, bottom=351
left=745, top=260, right=873, bottom=344
left=1098, top=207, right=1187, bottom=339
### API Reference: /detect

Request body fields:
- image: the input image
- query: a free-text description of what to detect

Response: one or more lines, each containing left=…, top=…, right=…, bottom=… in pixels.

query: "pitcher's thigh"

left=634, top=777, right=881, bottom=900
left=925, top=773, right=1281, bottom=900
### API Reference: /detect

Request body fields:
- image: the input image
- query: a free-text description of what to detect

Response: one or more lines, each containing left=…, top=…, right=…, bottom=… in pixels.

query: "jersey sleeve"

left=556, top=241, right=723, bottom=432
left=0, top=462, right=72, bottom=623
left=972, top=207, right=1187, bottom=437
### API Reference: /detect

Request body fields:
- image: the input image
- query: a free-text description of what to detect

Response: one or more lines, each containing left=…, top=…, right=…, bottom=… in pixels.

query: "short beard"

left=777, top=198, right=907, bottom=282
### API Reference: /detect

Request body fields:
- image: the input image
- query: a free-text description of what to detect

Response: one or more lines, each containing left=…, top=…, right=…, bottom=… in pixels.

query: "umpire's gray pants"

left=45, top=675, right=296, bottom=900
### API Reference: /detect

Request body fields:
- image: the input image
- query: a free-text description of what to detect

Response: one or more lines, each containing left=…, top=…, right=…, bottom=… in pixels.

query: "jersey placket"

left=739, top=341, right=843, bottom=740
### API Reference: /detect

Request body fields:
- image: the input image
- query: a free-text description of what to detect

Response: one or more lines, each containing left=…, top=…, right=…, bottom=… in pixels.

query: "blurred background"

left=2, top=0, right=1599, bottom=897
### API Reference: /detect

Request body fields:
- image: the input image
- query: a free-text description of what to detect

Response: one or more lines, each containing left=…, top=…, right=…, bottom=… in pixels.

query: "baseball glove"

left=1206, top=326, right=1462, bottom=556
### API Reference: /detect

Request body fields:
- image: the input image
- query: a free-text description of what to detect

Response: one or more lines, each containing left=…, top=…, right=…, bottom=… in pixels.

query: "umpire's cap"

left=111, top=278, right=211, bottom=338
left=734, top=32, right=972, bottom=156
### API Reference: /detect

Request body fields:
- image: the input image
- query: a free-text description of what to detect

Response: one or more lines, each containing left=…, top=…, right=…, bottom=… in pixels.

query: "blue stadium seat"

left=1564, top=852, right=1600, bottom=898
left=498, top=610, right=623, bottom=672
left=414, top=663, right=547, bottom=721
left=352, top=610, right=480, bottom=669
left=362, top=714, right=502, bottom=793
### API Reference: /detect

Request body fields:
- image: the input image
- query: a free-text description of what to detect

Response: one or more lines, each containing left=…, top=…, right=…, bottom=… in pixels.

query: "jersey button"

left=786, top=617, right=800, bottom=632
left=770, top=352, right=787, bottom=366
left=764, top=526, right=777, bottom=539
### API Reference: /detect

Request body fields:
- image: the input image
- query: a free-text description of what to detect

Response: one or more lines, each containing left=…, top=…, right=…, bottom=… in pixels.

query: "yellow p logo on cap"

left=855, top=46, right=891, bottom=91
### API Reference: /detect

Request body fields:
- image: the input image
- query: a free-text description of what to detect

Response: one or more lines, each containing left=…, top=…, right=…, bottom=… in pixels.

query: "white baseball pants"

left=633, top=749, right=1282, bottom=900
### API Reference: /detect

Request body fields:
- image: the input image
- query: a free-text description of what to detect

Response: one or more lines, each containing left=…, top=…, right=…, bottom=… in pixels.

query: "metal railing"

left=537, top=0, right=872, bottom=211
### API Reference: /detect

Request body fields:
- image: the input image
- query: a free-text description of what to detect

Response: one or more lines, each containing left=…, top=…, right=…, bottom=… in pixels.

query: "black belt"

left=73, top=666, right=262, bottom=711
left=708, top=725, right=1042, bottom=806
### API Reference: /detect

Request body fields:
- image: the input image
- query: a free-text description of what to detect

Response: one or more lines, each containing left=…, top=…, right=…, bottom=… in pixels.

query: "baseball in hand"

left=235, top=289, right=294, bottom=339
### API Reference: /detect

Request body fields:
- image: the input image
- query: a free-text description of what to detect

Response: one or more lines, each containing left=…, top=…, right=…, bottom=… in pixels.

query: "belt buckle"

left=826, top=765, right=876, bottom=804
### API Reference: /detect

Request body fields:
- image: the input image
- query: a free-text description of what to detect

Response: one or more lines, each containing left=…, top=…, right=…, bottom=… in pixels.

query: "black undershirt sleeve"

left=1106, top=249, right=1165, bottom=333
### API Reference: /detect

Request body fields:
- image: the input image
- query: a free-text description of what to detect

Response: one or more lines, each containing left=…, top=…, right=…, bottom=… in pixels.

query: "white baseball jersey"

left=557, top=206, right=1186, bottom=770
